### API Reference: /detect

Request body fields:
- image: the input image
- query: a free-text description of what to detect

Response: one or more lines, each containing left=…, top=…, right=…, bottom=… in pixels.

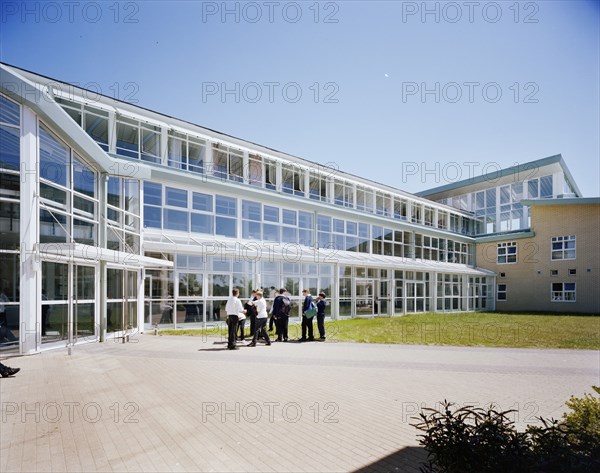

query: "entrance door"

left=107, top=268, right=139, bottom=334
left=41, top=261, right=96, bottom=347
left=72, top=265, right=96, bottom=343
left=355, top=278, right=374, bottom=317
left=405, top=281, right=426, bottom=313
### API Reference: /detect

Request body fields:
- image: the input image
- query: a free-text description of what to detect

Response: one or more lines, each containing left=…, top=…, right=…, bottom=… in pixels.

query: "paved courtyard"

left=1, top=334, right=598, bottom=472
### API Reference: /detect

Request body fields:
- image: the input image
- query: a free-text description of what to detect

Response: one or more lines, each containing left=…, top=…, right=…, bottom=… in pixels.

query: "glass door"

left=73, top=265, right=96, bottom=342
left=405, top=281, right=426, bottom=313
left=355, top=278, right=374, bottom=317
left=107, top=268, right=139, bottom=335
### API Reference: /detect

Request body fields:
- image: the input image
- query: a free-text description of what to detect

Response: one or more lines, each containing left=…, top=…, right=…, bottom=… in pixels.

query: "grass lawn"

left=158, top=312, right=600, bottom=350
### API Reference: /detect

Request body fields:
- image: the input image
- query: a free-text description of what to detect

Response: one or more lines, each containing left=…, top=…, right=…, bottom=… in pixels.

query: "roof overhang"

left=521, top=197, right=600, bottom=207
left=143, top=233, right=494, bottom=276
left=37, top=243, right=173, bottom=268
left=416, top=154, right=582, bottom=199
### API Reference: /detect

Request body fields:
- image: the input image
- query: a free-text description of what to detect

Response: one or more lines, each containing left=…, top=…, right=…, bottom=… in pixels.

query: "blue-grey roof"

left=416, top=155, right=582, bottom=198
left=521, top=197, right=600, bottom=206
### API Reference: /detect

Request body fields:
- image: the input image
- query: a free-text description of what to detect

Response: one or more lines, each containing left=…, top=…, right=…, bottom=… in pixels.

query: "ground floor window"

left=437, top=274, right=462, bottom=311
left=41, top=261, right=97, bottom=344
left=497, top=284, right=507, bottom=301
left=0, top=252, right=19, bottom=352
left=551, top=282, right=576, bottom=302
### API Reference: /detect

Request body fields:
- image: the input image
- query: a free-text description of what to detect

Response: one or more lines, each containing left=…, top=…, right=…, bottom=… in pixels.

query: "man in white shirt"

left=247, top=290, right=271, bottom=347
left=225, top=288, right=244, bottom=350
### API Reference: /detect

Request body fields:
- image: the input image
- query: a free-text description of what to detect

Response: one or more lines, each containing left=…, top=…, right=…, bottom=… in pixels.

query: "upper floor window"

left=356, top=186, right=373, bottom=213
left=0, top=95, right=20, bottom=172
left=334, top=180, right=353, bottom=208
left=168, top=131, right=206, bottom=173
left=116, top=116, right=161, bottom=163
left=248, top=154, right=263, bottom=187
left=540, top=175, right=553, bottom=198
left=497, top=242, right=517, bottom=264
left=551, top=235, right=576, bottom=260
left=281, top=163, right=304, bottom=196
left=309, top=170, right=328, bottom=202
left=212, top=143, right=243, bottom=182
left=56, top=97, right=109, bottom=152
left=375, top=192, right=391, bottom=217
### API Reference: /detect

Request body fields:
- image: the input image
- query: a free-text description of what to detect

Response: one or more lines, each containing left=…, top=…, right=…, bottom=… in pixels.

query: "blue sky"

left=1, top=0, right=599, bottom=196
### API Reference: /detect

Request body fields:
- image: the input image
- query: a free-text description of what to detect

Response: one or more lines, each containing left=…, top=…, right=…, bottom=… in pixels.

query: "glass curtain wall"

left=0, top=95, right=20, bottom=351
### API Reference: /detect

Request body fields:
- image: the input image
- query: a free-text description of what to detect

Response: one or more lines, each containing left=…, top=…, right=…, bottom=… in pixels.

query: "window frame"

left=497, top=242, right=517, bottom=264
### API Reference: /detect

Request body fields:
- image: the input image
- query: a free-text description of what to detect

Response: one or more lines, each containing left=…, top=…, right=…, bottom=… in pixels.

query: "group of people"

left=225, top=288, right=327, bottom=350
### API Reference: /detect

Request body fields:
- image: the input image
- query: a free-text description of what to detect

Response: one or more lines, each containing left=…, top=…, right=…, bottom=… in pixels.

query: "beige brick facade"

left=475, top=203, right=600, bottom=313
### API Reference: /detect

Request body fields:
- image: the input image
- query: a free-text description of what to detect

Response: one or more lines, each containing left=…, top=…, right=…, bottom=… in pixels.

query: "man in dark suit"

left=271, top=288, right=290, bottom=342
left=244, top=290, right=258, bottom=338
left=300, top=289, right=315, bottom=342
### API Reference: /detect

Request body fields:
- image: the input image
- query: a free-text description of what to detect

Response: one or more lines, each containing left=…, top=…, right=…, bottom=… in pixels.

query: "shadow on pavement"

left=351, top=446, right=428, bottom=473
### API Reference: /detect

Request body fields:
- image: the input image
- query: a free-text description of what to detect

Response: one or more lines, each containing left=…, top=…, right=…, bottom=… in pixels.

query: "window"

left=1, top=95, right=21, bottom=171
left=527, top=179, right=539, bottom=199
left=215, top=195, right=237, bottom=238
left=215, top=195, right=236, bottom=216
left=375, top=192, right=391, bottom=217
left=540, top=175, right=553, bottom=198
left=309, top=170, right=328, bottom=202
left=212, top=143, right=243, bottom=182
left=248, top=154, right=263, bottom=186
left=242, top=200, right=262, bottom=240
left=356, top=186, right=373, bottom=213
left=551, top=283, right=576, bottom=302
left=569, top=269, right=576, bottom=276
left=166, top=187, right=188, bottom=208
left=168, top=131, right=206, bottom=173
left=264, top=206, right=279, bottom=223
left=499, top=272, right=506, bottom=278
left=394, top=197, right=408, bottom=220
left=192, top=192, right=212, bottom=212
left=497, top=242, right=517, bottom=264
left=281, top=163, right=304, bottom=196
left=334, top=180, right=353, bottom=208
left=281, top=209, right=298, bottom=244
left=298, top=211, right=314, bottom=247
left=265, top=159, right=277, bottom=190
left=551, top=235, right=576, bottom=260
left=116, top=116, right=161, bottom=163
left=497, top=284, right=507, bottom=301
left=550, top=270, right=558, bottom=277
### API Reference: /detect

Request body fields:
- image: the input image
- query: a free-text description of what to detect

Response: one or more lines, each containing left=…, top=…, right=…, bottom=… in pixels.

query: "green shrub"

left=562, top=386, right=600, bottom=458
left=412, top=389, right=600, bottom=473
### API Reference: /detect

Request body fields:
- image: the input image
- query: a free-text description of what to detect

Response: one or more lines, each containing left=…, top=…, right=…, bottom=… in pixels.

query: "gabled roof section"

left=416, top=155, right=582, bottom=199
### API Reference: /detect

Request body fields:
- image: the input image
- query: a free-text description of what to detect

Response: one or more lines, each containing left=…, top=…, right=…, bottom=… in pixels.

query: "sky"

left=1, top=0, right=599, bottom=196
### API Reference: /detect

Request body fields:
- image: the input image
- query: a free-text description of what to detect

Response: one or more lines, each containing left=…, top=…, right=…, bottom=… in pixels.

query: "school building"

left=0, top=63, right=597, bottom=355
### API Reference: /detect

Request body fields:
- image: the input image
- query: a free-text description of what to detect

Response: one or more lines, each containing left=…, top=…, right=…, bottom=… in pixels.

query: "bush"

left=412, top=389, right=600, bottom=473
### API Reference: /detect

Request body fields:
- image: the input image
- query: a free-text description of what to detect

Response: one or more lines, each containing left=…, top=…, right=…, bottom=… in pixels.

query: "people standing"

left=225, top=288, right=244, bottom=350
left=272, top=288, right=290, bottom=342
left=244, top=290, right=258, bottom=338
left=248, top=290, right=270, bottom=347
left=316, top=292, right=327, bottom=341
left=300, top=289, right=315, bottom=342
left=268, top=289, right=279, bottom=333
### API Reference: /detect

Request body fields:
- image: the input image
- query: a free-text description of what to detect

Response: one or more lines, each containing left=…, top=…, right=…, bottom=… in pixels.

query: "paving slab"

left=1, top=334, right=598, bottom=472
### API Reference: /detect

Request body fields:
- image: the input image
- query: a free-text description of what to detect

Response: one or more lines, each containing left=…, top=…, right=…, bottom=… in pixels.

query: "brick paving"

left=1, top=334, right=598, bottom=472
